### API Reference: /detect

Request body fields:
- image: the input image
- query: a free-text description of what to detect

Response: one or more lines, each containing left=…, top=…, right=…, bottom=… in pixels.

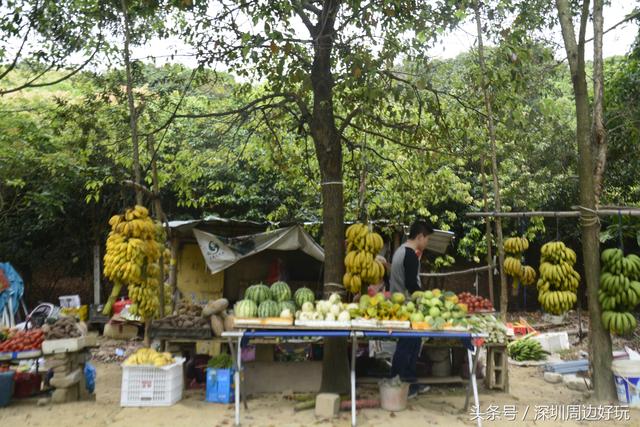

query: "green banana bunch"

left=508, top=337, right=549, bottom=361
left=602, top=310, right=638, bottom=335
left=599, top=248, right=640, bottom=335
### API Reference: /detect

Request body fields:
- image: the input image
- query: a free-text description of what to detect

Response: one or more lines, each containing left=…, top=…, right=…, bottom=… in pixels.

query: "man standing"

left=389, top=219, right=434, bottom=397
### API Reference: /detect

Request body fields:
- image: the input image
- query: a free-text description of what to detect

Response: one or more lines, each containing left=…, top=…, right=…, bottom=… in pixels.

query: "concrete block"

left=51, top=384, right=79, bottom=404
left=563, top=374, right=590, bottom=392
left=50, top=368, right=83, bottom=389
left=44, top=358, right=70, bottom=370
left=315, top=393, right=340, bottom=419
left=543, top=372, right=563, bottom=384
left=52, top=363, right=72, bottom=375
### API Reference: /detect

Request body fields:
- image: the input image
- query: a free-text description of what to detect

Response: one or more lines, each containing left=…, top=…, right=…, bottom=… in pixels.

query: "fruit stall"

left=223, top=281, right=506, bottom=427
left=0, top=316, right=97, bottom=407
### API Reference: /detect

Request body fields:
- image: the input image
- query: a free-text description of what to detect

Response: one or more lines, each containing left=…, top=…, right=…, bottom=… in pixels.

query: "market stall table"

left=222, top=327, right=486, bottom=427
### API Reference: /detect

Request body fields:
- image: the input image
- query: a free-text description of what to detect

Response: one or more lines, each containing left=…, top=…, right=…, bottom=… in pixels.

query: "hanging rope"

left=576, top=205, right=601, bottom=228
left=555, top=212, right=560, bottom=241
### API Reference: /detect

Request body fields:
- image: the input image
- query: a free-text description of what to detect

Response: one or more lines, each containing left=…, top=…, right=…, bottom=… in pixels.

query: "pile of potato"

left=152, top=313, right=209, bottom=329
left=43, top=316, right=83, bottom=340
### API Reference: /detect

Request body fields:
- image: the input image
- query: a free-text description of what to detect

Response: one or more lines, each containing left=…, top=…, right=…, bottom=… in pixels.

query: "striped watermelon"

left=270, top=281, right=291, bottom=302
left=234, top=299, right=258, bottom=318
left=245, top=284, right=271, bottom=304
left=294, top=287, right=315, bottom=309
left=257, top=300, right=280, bottom=318
left=278, top=300, right=297, bottom=314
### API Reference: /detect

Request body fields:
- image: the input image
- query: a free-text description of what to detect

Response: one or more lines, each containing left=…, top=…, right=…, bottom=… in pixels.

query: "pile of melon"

left=234, top=282, right=315, bottom=319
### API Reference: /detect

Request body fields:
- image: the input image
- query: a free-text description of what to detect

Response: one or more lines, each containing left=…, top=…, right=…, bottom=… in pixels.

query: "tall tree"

left=181, top=0, right=461, bottom=392
left=473, top=2, right=508, bottom=319
left=555, top=0, right=616, bottom=401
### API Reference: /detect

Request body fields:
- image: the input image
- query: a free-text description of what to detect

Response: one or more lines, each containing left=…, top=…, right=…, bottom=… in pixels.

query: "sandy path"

left=0, top=361, right=638, bottom=427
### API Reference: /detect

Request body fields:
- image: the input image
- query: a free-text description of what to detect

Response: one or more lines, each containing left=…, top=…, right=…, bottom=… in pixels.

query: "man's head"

left=408, top=219, right=434, bottom=251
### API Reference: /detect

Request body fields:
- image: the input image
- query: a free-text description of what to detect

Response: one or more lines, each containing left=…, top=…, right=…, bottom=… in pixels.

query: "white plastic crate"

left=120, top=357, right=184, bottom=407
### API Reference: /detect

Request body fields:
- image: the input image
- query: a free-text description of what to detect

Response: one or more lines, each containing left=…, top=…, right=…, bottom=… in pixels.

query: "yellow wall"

left=177, top=243, right=224, bottom=303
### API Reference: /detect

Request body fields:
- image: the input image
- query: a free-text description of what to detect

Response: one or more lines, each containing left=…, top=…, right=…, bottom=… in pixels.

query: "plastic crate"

left=206, top=368, right=234, bottom=403
left=120, top=358, right=184, bottom=407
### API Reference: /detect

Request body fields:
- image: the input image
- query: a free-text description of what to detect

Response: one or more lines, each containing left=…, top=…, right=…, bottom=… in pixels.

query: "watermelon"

left=270, top=281, right=291, bottom=302
left=294, top=287, right=315, bottom=309
left=258, top=300, right=280, bottom=318
left=278, top=300, right=297, bottom=314
left=234, top=299, right=258, bottom=318
left=245, top=284, right=271, bottom=304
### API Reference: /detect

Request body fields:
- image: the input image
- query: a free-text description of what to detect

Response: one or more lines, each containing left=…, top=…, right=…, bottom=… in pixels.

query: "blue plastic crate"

left=206, top=368, right=234, bottom=403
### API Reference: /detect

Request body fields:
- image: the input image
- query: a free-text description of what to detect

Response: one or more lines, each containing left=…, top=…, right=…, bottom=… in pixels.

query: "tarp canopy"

left=193, top=225, right=324, bottom=275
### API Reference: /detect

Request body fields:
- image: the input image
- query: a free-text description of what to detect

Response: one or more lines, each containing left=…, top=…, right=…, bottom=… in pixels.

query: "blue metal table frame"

left=222, top=329, right=484, bottom=427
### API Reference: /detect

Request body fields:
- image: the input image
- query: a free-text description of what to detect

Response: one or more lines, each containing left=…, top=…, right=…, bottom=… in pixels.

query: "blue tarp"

left=0, top=263, right=24, bottom=314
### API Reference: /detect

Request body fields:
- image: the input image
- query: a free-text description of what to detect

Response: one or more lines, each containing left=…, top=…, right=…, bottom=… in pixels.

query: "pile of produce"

left=42, top=316, right=82, bottom=340
left=467, top=314, right=508, bottom=344
left=152, top=314, right=209, bottom=329
left=410, top=290, right=468, bottom=329
left=599, top=248, right=640, bottom=335
left=103, top=205, right=168, bottom=319
left=507, top=336, right=549, bottom=361
left=503, top=236, right=537, bottom=287
left=0, top=329, right=44, bottom=353
left=207, top=353, right=233, bottom=369
left=457, top=292, right=494, bottom=313
left=153, top=301, right=209, bottom=328
left=235, top=282, right=313, bottom=318
left=123, top=348, right=175, bottom=367
left=295, top=293, right=353, bottom=322
left=536, top=241, right=580, bottom=315
left=202, top=298, right=230, bottom=337
left=343, top=223, right=385, bottom=293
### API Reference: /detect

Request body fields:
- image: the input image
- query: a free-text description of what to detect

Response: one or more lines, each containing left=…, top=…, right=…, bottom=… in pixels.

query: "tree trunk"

left=308, top=0, right=349, bottom=394
left=147, top=135, right=165, bottom=319
left=121, top=0, right=143, bottom=206
left=480, top=154, right=495, bottom=304
left=592, top=0, right=607, bottom=205
left=474, top=4, right=508, bottom=320
left=555, top=0, right=616, bottom=401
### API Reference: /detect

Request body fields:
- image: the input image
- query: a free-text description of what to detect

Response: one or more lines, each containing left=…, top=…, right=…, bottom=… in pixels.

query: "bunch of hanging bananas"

left=503, top=236, right=537, bottom=287
left=343, top=223, right=385, bottom=293
left=504, top=256, right=522, bottom=277
left=103, top=205, right=165, bottom=319
left=504, top=236, right=529, bottom=254
left=536, top=241, right=580, bottom=315
left=599, top=248, right=640, bottom=335
left=602, top=310, right=638, bottom=336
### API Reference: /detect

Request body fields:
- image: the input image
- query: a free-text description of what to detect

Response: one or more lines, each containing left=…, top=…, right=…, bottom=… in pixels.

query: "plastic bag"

left=84, top=362, right=96, bottom=394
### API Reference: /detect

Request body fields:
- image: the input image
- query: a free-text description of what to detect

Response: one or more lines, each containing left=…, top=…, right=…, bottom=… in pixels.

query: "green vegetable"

left=208, top=353, right=233, bottom=369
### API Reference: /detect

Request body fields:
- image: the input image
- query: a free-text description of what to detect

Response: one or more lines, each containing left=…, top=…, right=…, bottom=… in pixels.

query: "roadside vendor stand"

left=223, top=327, right=487, bottom=427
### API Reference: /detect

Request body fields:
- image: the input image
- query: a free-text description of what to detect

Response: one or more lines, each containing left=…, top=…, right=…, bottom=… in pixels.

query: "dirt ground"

left=1, top=358, right=639, bottom=427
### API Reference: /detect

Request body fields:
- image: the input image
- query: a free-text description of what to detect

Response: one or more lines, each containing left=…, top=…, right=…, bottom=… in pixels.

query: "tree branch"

left=0, top=41, right=101, bottom=95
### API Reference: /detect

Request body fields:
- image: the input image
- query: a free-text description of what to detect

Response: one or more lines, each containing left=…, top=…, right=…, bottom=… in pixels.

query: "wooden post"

left=93, top=245, right=101, bottom=305
left=169, top=237, right=179, bottom=312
